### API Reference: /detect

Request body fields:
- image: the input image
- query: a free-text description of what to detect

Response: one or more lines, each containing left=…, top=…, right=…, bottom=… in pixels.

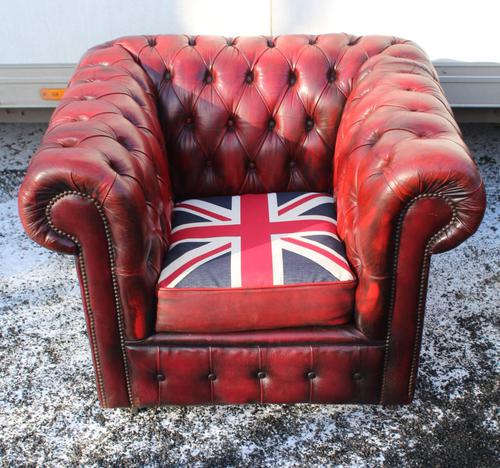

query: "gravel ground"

left=0, top=123, right=498, bottom=467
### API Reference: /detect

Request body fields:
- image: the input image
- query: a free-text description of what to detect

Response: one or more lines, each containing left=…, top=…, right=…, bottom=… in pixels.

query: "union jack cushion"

left=156, top=192, right=357, bottom=333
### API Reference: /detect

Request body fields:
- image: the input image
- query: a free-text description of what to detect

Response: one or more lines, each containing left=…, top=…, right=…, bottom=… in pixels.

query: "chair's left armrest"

left=19, top=41, right=173, bottom=341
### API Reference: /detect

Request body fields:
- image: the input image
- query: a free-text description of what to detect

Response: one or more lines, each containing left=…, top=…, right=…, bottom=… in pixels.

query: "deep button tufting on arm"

left=19, top=39, right=174, bottom=343
left=333, top=39, right=486, bottom=340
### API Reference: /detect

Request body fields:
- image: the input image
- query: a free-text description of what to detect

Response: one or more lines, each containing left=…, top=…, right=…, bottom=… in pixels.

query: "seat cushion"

left=156, top=192, right=356, bottom=333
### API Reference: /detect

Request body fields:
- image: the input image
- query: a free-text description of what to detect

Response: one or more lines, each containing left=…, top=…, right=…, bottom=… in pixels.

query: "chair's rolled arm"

left=333, top=39, right=486, bottom=338
left=19, top=41, right=173, bottom=340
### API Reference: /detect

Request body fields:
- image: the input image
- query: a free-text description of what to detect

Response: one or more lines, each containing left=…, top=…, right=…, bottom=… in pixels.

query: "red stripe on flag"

left=176, top=203, right=232, bottom=222
left=160, top=242, right=231, bottom=287
left=239, top=194, right=274, bottom=287
left=277, top=193, right=325, bottom=216
left=282, top=236, right=351, bottom=272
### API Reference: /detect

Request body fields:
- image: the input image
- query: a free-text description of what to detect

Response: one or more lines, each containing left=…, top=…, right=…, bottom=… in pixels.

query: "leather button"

left=289, top=160, right=296, bottom=168
left=207, top=372, right=216, bottom=381
left=245, top=71, right=254, bottom=83
left=117, top=136, right=128, bottom=148
left=309, top=37, right=317, bottom=45
left=206, top=160, right=213, bottom=167
left=204, top=71, right=213, bottom=84
left=353, top=372, right=362, bottom=380
left=257, top=371, right=266, bottom=379
left=132, top=95, right=143, bottom=106
left=328, top=68, right=336, bottom=82
left=307, top=371, right=316, bottom=380
left=305, top=118, right=314, bottom=130
left=147, top=37, right=157, bottom=47
left=156, top=373, right=165, bottom=381
left=59, top=138, right=77, bottom=148
left=248, top=161, right=256, bottom=169
left=227, top=118, right=235, bottom=128
left=268, top=118, right=276, bottom=129
left=164, top=70, right=172, bottom=81
left=267, top=39, right=275, bottom=48
left=288, top=71, right=297, bottom=85
left=185, top=116, right=193, bottom=125
left=188, top=37, right=196, bottom=46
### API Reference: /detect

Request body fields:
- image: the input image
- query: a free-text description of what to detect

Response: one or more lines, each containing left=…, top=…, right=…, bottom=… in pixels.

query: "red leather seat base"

left=156, top=192, right=356, bottom=333
left=126, top=342, right=385, bottom=406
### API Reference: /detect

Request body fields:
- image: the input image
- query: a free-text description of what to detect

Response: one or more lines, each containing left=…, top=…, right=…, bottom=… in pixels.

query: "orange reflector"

left=40, top=88, right=65, bottom=101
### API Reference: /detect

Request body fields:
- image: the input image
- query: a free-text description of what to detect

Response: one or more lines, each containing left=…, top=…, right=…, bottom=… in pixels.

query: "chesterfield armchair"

left=19, top=34, right=485, bottom=407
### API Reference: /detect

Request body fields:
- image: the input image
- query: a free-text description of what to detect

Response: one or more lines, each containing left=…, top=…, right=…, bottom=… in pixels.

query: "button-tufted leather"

left=111, top=34, right=363, bottom=199
left=127, top=344, right=385, bottom=405
left=332, top=37, right=486, bottom=339
left=18, top=33, right=485, bottom=408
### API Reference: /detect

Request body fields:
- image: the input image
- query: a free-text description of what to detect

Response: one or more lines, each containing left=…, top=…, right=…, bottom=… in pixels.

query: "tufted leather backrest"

left=112, top=34, right=400, bottom=200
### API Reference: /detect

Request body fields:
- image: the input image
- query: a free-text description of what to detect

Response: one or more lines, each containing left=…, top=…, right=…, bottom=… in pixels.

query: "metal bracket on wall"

left=434, top=62, right=500, bottom=108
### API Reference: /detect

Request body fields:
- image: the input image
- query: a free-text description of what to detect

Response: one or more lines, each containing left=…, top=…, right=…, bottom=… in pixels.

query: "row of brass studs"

left=379, top=192, right=458, bottom=404
left=45, top=191, right=133, bottom=407
left=407, top=195, right=458, bottom=397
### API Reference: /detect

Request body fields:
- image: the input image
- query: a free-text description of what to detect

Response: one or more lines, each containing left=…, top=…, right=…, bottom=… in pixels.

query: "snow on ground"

left=0, top=123, right=498, bottom=466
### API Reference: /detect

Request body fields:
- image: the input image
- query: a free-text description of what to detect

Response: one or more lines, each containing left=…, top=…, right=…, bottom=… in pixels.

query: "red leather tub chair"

left=18, top=34, right=486, bottom=408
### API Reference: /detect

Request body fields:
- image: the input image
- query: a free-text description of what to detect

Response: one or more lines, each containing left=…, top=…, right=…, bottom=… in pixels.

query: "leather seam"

left=379, top=192, right=458, bottom=404
left=45, top=191, right=134, bottom=407
left=157, top=279, right=358, bottom=293
left=126, top=342, right=386, bottom=348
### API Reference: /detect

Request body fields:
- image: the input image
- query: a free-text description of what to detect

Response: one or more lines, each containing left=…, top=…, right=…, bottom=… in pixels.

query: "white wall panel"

left=1, top=0, right=499, bottom=64
left=0, top=0, right=498, bottom=107
left=272, top=0, right=500, bottom=63
left=0, top=0, right=270, bottom=64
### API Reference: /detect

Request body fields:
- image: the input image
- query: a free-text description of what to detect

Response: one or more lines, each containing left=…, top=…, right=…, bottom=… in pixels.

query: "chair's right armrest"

left=332, top=37, right=486, bottom=403
left=19, top=40, right=173, bottom=341
left=333, top=38, right=486, bottom=340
